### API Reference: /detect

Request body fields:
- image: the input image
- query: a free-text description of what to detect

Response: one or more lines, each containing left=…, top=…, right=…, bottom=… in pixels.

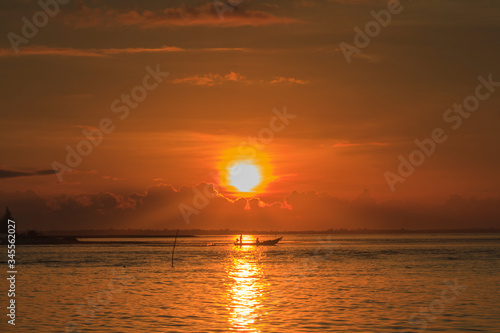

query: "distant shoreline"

left=39, top=228, right=500, bottom=237
left=3, top=229, right=499, bottom=245
left=74, top=235, right=196, bottom=238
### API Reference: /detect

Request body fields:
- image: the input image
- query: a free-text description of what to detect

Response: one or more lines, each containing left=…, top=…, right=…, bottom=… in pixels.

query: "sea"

left=2, top=234, right=500, bottom=332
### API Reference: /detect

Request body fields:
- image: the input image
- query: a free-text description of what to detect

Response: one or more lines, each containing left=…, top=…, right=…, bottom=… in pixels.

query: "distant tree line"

left=1, top=207, right=41, bottom=238
left=1, top=207, right=13, bottom=235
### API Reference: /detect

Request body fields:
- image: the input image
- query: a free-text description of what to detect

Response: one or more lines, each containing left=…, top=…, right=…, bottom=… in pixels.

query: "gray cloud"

left=0, top=169, right=58, bottom=179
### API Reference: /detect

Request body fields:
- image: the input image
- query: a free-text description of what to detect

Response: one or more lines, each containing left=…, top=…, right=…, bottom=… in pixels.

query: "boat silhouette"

left=234, top=237, right=283, bottom=246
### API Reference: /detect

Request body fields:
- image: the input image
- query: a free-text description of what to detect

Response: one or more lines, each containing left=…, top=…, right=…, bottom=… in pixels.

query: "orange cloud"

left=172, top=72, right=249, bottom=86
left=102, top=46, right=184, bottom=54
left=269, top=77, right=310, bottom=85
left=172, top=73, right=311, bottom=86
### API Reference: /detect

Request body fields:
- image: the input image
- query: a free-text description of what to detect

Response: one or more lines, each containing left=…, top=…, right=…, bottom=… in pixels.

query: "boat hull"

left=234, top=237, right=283, bottom=246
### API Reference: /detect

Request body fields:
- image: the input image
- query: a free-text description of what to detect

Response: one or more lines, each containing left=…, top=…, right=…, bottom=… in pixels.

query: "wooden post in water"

left=171, top=229, right=179, bottom=268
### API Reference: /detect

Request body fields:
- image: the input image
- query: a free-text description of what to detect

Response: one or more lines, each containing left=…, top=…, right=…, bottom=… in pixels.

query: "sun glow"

left=218, top=146, right=274, bottom=195
left=229, top=163, right=261, bottom=192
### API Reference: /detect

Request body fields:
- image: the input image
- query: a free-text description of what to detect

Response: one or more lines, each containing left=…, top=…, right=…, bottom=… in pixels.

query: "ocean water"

left=3, top=234, right=500, bottom=332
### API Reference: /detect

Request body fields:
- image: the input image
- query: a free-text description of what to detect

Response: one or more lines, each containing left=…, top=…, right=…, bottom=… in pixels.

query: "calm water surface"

left=3, top=234, right=500, bottom=332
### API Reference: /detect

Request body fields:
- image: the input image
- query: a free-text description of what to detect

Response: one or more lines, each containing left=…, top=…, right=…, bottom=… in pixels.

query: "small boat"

left=234, top=237, right=283, bottom=246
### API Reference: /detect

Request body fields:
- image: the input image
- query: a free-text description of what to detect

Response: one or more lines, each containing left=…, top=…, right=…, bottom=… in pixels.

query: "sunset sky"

left=1, top=0, right=499, bottom=230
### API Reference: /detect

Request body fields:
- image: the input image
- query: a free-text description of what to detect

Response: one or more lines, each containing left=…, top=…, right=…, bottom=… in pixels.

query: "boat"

left=234, top=237, right=283, bottom=246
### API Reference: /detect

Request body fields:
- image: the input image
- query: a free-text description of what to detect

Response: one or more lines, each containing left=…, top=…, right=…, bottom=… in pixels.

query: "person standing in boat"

left=256, top=238, right=260, bottom=245
left=240, top=234, right=243, bottom=246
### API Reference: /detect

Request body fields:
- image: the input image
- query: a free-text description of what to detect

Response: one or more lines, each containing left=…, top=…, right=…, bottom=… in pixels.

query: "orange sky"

left=0, top=0, right=499, bottom=230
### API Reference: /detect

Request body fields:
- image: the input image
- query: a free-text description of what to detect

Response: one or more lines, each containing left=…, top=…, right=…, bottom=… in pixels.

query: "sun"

left=218, top=146, right=274, bottom=195
left=229, top=162, right=261, bottom=192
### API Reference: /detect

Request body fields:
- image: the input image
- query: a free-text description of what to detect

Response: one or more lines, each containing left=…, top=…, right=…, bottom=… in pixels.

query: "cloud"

left=63, top=3, right=301, bottom=29
left=269, top=77, right=310, bottom=85
left=196, top=47, right=251, bottom=52
left=332, top=141, right=388, bottom=148
left=172, top=72, right=249, bottom=86
left=172, top=73, right=311, bottom=86
left=0, top=169, right=58, bottom=179
left=0, top=46, right=105, bottom=58
left=0, top=45, right=253, bottom=58
left=101, top=46, right=185, bottom=55
left=327, top=0, right=381, bottom=4
left=0, top=45, right=185, bottom=57
left=1, top=185, right=499, bottom=231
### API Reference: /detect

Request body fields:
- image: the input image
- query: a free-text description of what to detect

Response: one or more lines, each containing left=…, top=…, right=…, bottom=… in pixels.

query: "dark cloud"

left=0, top=185, right=499, bottom=231
left=62, top=3, right=301, bottom=29
left=0, top=169, right=57, bottom=179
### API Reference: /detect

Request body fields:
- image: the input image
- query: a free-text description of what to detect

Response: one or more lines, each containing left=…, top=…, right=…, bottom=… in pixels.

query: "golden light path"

left=226, top=240, right=268, bottom=332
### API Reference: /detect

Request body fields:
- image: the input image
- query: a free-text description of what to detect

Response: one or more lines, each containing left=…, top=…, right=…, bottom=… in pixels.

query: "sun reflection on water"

left=226, top=244, right=267, bottom=332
